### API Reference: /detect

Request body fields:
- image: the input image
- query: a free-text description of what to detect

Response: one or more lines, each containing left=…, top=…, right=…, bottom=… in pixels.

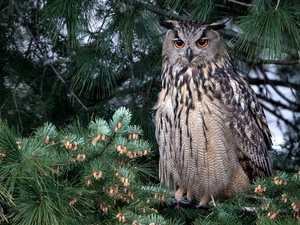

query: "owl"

left=155, top=20, right=273, bottom=207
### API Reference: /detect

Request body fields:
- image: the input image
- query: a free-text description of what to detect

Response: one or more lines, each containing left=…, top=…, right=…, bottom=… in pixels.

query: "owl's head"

left=161, top=20, right=227, bottom=67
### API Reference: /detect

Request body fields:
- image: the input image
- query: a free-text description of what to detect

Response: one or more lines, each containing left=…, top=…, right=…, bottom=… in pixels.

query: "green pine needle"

left=236, top=0, right=300, bottom=60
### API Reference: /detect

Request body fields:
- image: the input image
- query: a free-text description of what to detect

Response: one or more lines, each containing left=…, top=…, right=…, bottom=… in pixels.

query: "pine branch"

left=12, top=1, right=89, bottom=112
left=247, top=77, right=300, bottom=90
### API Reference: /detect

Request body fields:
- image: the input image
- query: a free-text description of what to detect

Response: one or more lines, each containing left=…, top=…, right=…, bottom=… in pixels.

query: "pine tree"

left=0, top=108, right=181, bottom=224
left=1, top=108, right=300, bottom=224
left=1, top=0, right=300, bottom=224
left=1, top=0, right=299, bottom=146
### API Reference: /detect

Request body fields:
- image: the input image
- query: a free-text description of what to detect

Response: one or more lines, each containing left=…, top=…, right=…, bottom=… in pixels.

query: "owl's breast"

left=171, top=93, right=249, bottom=200
left=170, top=66, right=213, bottom=110
left=157, top=64, right=252, bottom=201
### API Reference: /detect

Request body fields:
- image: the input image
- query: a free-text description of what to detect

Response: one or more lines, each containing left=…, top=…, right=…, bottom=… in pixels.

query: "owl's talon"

left=196, top=202, right=202, bottom=208
left=196, top=202, right=212, bottom=209
left=171, top=198, right=207, bottom=208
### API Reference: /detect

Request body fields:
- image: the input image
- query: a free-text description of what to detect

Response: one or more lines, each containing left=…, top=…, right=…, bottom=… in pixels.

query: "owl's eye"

left=174, top=39, right=185, bottom=48
left=196, top=39, right=208, bottom=48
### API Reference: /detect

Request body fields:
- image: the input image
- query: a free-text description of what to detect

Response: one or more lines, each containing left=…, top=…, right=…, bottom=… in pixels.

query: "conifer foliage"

left=1, top=0, right=300, bottom=224
left=1, top=108, right=300, bottom=224
left=193, top=171, right=300, bottom=225
left=0, top=108, right=175, bottom=225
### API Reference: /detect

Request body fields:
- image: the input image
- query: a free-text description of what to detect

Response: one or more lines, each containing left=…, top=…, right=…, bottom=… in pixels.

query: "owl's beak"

left=186, top=48, right=193, bottom=62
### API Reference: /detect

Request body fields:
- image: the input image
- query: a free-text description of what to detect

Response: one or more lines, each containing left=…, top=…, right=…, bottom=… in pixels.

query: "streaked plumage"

left=155, top=20, right=272, bottom=206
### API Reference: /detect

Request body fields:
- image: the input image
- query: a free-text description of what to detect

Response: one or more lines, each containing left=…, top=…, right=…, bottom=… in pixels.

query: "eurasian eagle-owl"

left=155, top=20, right=272, bottom=206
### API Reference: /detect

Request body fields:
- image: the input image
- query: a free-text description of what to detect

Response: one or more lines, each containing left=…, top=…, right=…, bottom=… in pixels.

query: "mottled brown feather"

left=155, top=20, right=272, bottom=206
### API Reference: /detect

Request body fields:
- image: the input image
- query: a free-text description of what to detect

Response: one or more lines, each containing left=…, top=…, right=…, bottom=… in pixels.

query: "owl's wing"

left=155, top=91, right=177, bottom=189
left=219, top=68, right=273, bottom=179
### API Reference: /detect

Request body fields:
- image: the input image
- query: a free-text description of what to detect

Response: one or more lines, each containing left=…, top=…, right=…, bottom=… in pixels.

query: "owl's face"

left=161, top=20, right=227, bottom=67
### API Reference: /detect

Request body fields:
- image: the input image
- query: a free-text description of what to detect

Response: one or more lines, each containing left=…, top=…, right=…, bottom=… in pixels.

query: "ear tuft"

left=209, top=23, right=226, bottom=31
left=160, top=20, right=180, bottom=30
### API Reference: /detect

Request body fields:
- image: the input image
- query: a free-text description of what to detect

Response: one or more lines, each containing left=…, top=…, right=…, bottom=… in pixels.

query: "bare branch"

left=256, top=94, right=297, bottom=111
left=290, top=86, right=300, bottom=103
left=0, top=95, right=11, bottom=120
left=275, top=0, right=280, bottom=11
left=258, top=67, right=296, bottom=106
left=226, top=0, right=253, bottom=7
left=261, top=102, right=295, bottom=128
left=244, top=58, right=300, bottom=66
left=233, top=51, right=300, bottom=66
left=0, top=4, right=9, bottom=14
left=49, top=65, right=88, bottom=111
left=247, top=77, right=300, bottom=90
left=12, top=88, right=23, bottom=133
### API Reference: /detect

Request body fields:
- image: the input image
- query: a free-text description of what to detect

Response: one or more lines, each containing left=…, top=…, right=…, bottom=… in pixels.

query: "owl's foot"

left=196, top=201, right=212, bottom=208
left=173, top=188, right=200, bottom=207
left=196, top=194, right=216, bottom=208
left=196, top=202, right=203, bottom=208
left=174, top=187, right=185, bottom=201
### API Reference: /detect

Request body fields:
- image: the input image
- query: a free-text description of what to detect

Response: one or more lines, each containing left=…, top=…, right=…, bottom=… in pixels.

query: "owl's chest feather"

left=166, top=65, right=223, bottom=111
left=156, top=65, right=253, bottom=203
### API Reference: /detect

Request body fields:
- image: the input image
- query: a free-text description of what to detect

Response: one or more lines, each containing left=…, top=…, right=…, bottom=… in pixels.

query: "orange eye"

left=174, top=39, right=185, bottom=48
left=196, top=39, right=208, bottom=48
